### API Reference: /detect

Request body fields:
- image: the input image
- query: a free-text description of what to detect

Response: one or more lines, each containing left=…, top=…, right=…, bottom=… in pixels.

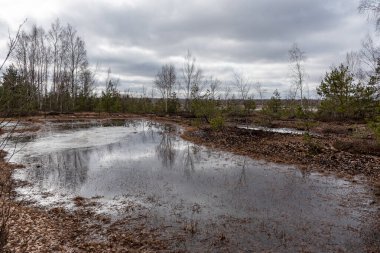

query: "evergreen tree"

left=317, top=64, right=377, bottom=120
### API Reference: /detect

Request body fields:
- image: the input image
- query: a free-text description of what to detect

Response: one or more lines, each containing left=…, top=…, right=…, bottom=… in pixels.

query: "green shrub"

left=262, top=89, right=282, bottom=118
left=210, top=115, right=225, bottom=131
left=191, top=98, right=218, bottom=122
left=317, top=64, right=377, bottom=120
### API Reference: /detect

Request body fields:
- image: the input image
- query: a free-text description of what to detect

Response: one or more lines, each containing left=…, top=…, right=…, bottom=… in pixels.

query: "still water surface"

left=10, top=120, right=379, bottom=252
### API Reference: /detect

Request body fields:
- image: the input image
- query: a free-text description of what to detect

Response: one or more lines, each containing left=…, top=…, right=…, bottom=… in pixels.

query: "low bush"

left=210, top=115, right=225, bottom=131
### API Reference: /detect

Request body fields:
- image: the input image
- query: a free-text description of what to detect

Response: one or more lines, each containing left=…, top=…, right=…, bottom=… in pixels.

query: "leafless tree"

left=207, top=76, right=221, bottom=100
left=182, top=50, right=202, bottom=111
left=155, top=64, right=176, bottom=113
left=232, top=71, right=251, bottom=101
left=345, top=51, right=366, bottom=81
left=223, top=86, right=231, bottom=101
left=13, top=20, right=91, bottom=112
left=48, top=19, right=62, bottom=101
left=220, top=85, right=231, bottom=108
left=289, top=43, right=307, bottom=109
left=254, top=82, right=266, bottom=108
left=66, top=24, right=88, bottom=109
left=360, top=35, right=379, bottom=78
left=15, top=25, right=50, bottom=110
left=359, top=0, right=380, bottom=30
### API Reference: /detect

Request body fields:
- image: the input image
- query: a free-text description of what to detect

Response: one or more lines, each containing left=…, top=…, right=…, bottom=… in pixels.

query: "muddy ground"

left=1, top=112, right=380, bottom=252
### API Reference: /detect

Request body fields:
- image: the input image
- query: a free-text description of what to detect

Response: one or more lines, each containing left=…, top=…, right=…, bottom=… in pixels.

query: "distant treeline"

left=0, top=20, right=379, bottom=125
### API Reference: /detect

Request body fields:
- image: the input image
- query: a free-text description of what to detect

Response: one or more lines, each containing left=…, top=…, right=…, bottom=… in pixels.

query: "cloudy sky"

left=0, top=0, right=376, bottom=98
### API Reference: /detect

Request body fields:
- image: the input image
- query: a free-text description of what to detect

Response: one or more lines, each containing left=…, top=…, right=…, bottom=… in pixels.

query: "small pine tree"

left=317, top=64, right=377, bottom=120
left=263, top=89, right=282, bottom=117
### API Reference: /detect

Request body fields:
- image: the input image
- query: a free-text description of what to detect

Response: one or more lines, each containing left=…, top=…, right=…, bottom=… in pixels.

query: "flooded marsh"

left=9, top=120, right=380, bottom=252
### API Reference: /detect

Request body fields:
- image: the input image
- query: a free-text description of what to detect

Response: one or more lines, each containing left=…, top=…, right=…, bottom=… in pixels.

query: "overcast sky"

left=0, top=0, right=376, bottom=98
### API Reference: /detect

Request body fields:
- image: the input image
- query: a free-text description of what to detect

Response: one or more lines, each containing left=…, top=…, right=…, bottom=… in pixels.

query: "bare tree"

left=232, top=71, right=251, bottom=101
left=223, top=86, right=231, bottom=101
left=13, top=20, right=92, bottom=112
left=207, top=76, right=221, bottom=100
left=346, top=51, right=361, bottom=74
left=345, top=51, right=367, bottom=81
left=65, top=24, right=88, bottom=109
left=15, top=25, right=52, bottom=110
left=289, top=43, right=307, bottom=109
left=359, top=0, right=380, bottom=30
left=182, top=50, right=202, bottom=111
left=48, top=19, right=63, bottom=107
left=155, top=64, right=176, bottom=113
left=360, top=35, right=379, bottom=78
left=254, top=82, right=266, bottom=109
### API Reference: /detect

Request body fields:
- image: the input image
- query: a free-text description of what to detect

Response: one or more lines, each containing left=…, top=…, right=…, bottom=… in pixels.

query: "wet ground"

left=9, top=119, right=380, bottom=252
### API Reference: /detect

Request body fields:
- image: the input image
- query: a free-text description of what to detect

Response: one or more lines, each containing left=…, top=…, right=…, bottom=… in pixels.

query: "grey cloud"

left=62, top=0, right=356, bottom=55
left=80, top=1, right=364, bottom=73
left=93, top=54, right=161, bottom=78
left=0, top=0, right=373, bottom=94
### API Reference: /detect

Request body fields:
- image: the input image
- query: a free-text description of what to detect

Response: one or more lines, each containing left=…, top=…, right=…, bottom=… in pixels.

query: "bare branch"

left=0, top=19, right=27, bottom=71
left=359, top=0, right=380, bottom=30
left=232, top=71, right=251, bottom=101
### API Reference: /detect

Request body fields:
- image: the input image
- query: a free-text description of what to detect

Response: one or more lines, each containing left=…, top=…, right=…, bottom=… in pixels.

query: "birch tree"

left=289, top=43, right=307, bottom=110
left=232, top=71, right=251, bottom=101
left=182, top=50, right=202, bottom=111
left=155, top=64, right=176, bottom=113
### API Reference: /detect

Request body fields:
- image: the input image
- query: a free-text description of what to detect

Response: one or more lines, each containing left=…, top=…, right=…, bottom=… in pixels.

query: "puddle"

left=0, top=120, right=29, bottom=132
left=10, top=120, right=379, bottom=252
left=238, top=125, right=315, bottom=135
left=0, top=120, right=24, bottom=128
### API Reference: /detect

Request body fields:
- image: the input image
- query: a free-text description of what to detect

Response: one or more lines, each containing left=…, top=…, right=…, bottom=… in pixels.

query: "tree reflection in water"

left=183, top=145, right=201, bottom=178
left=156, top=133, right=176, bottom=169
left=28, top=148, right=91, bottom=193
left=25, top=122, right=190, bottom=194
left=236, top=158, right=247, bottom=189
